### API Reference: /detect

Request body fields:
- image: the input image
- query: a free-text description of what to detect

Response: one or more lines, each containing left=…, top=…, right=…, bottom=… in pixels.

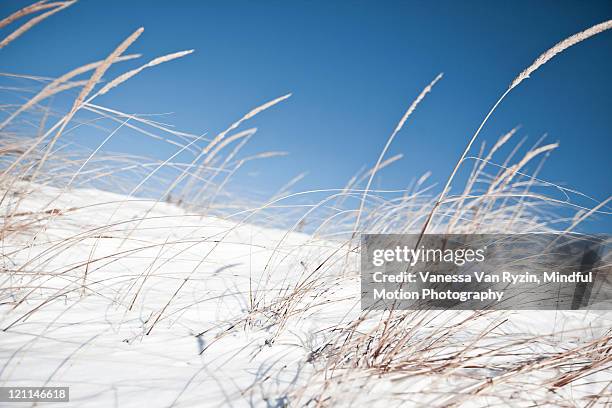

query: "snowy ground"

left=1, top=184, right=359, bottom=407
left=1, top=184, right=610, bottom=407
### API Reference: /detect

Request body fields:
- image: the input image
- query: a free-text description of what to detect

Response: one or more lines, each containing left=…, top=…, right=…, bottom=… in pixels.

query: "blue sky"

left=2, top=0, right=611, bottom=227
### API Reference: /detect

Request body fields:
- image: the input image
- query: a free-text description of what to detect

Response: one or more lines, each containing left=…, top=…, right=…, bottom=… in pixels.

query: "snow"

left=1, top=184, right=610, bottom=407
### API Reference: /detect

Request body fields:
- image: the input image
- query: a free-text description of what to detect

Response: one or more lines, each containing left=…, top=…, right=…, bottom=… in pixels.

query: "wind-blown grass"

left=0, top=3, right=610, bottom=407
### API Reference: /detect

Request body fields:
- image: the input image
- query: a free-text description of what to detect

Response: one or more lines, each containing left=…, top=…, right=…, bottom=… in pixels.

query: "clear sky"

left=2, top=1, right=611, bottom=228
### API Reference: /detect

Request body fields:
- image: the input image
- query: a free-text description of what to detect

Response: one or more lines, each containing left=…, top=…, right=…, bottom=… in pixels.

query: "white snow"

left=1, top=184, right=610, bottom=407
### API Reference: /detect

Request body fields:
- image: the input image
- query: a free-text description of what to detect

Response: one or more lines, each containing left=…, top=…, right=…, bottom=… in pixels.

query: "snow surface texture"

left=1, top=184, right=610, bottom=407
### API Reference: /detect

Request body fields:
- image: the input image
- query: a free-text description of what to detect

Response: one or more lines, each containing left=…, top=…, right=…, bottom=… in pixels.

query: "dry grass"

left=418, top=19, right=612, bottom=240
left=0, top=3, right=611, bottom=407
left=0, top=1, right=76, bottom=50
